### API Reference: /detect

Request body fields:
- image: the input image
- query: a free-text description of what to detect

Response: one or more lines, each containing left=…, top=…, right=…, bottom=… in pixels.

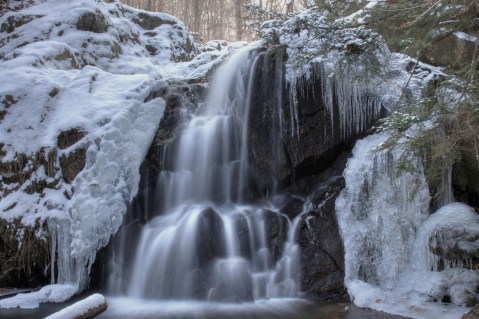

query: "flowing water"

left=107, top=44, right=302, bottom=303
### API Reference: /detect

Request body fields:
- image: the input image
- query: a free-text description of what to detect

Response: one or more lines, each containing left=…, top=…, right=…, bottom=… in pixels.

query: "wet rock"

left=247, top=45, right=382, bottom=200
left=278, top=195, right=305, bottom=219
left=196, top=207, right=227, bottom=267
left=298, top=177, right=347, bottom=301
left=453, top=148, right=479, bottom=212
left=233, top=212, right=252, bottom=260
left=263, top=209, right=289, bottom=264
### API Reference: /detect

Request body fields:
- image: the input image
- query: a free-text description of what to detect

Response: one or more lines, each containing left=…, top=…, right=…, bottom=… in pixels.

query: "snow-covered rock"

left=0, top=0, right=226, bottom=307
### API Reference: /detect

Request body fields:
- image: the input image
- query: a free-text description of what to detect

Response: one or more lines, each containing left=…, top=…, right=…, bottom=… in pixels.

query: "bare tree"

left=120, top=0, right=309, bottom=42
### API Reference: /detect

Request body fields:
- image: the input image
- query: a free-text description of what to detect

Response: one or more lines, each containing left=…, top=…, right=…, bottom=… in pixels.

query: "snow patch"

left=0, top=285, right=76, bottom=309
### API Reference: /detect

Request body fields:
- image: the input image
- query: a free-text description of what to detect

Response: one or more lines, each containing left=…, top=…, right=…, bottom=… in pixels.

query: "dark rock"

left=0, top=148, right=58, bottom=195
left=424, top=33, right=477, bottom=69
left=60, top=147, right=87, bottom=183
left=298, top=176, right=348, bottom=301
left=132, top=12, right=175, bottom=30
left=0, top=14, right=37, bottom=33
left=0, top=219, right=51, bottom=288
left=75, top=10, right=109, bottom=33
left=195, top=207, right=227, bottom=267
left=57, top=128, right=85, bottom=149
left=462, top=303, right=479, bottom=319
left=263, top=209, right=289, bottom=264
left=453, top=148, right=479, bottom=212
left=233, top=212, right=252, bottom=260
left=278, top=194, right=305, bottom=219
left=247, top=45, right=382, bottom=200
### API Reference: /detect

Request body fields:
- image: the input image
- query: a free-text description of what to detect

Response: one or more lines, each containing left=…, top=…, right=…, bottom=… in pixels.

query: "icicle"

left=50, top=225, right=57, bottom=285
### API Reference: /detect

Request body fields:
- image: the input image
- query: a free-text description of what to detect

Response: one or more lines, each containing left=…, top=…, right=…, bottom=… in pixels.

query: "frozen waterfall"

left=336, top=133, right=479, bottom=319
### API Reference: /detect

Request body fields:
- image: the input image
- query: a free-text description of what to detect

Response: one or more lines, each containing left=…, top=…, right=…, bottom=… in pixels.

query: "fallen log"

left=45, top=293, right=108, bottom=319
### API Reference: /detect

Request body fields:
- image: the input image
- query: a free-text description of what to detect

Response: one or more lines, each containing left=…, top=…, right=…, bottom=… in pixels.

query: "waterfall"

left=108, top=44, right=302, bottom=302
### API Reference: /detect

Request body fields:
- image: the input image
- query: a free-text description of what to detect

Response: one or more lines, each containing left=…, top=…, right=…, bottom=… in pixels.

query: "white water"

left=336, top=134, right=479, bottom=319
left=108, top=44, right=302, bottom=302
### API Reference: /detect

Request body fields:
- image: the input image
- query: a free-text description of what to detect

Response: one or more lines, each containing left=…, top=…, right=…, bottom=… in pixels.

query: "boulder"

left=75, top=10, right=109, bottom=33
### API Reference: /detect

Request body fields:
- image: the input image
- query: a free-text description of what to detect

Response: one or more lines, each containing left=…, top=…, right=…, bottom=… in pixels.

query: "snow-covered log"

left=45, top=294, right=107, bottom=319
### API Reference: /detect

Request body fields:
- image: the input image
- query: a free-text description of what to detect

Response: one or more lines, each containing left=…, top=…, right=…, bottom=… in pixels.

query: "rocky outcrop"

left=247, top=46, right=384, bottom=200
left=424, top=33, right=477, bottom=69
left=298, top=176, right=348, bottom=301
left=75, top=9, right=109, bottom=33
left=0, top=219, right=51, bottom=288
left=462, top=303, right=479, bottom=319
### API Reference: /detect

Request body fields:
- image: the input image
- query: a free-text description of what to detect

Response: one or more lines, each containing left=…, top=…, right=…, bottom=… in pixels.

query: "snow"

left=454, top=31, right=478, bottom=43
left=0, top=285, right=76, bottom=309
left=45, top=293, right=106, bottom=319
left=0, top=0, right=229, bottom=308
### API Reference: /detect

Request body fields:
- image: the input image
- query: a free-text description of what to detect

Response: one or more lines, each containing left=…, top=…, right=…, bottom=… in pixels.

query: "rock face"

left=245, top=46, right=385, bottom=300
left=462, top=303, right=479, bottom=319
left=0, top=219, right=50, bottom=288
left=424, top=33, right=477, bottom=69
left=298, top=177, right=348, bottom=301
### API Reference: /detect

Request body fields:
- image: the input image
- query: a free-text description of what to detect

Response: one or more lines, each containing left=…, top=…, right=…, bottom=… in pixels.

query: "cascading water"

left=108, top=44, right=302, bottom=302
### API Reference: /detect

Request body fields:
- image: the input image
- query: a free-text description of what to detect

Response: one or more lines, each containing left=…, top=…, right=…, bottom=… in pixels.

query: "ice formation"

left=336, top=134, right=479, bottom=319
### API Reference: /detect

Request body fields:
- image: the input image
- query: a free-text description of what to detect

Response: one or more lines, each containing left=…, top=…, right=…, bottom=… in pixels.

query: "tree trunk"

left=193, top=0, right=201, bottom=33
left=287, top=0, right=294, bottom=13
left=235, top=0, right=243, bottom=41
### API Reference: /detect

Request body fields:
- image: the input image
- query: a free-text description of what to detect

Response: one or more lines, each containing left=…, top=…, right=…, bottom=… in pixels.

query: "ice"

left=413, top=202, right=479, bottom=272
left=336, top=134, right=478, bottom=319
